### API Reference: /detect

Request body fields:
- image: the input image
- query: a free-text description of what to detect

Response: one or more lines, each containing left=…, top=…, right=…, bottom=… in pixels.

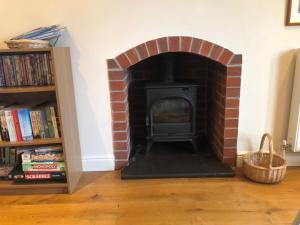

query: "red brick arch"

left=107, top=36, right=242, bottom=170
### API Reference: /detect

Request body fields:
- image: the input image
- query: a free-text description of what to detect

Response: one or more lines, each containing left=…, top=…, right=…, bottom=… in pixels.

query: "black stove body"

left=145, top=54, right=199, bottom=153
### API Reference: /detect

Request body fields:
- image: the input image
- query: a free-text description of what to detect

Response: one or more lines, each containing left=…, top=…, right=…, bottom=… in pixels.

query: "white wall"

left=0, top=0, right=299, bottom=170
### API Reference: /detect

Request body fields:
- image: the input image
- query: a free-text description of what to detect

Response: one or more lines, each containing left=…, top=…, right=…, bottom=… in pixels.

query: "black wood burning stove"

left=145, top=54, right=198, bottom=154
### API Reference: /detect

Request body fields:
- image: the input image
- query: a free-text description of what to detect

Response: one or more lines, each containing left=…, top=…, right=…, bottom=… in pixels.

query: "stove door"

left=150, top=97, right=192, bottom=136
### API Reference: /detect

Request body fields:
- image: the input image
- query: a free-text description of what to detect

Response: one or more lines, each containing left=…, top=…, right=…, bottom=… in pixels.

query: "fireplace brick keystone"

left=181, top=36, right=192, bottom=52
left=146, top=40, right=158, bottom=56
left=168, top=36, right=180, bottom=52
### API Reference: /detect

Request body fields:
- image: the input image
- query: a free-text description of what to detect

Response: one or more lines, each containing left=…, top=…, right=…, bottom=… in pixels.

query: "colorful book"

left=50, top=106, right=59, bottom=138
left=22, top=161, right=65, bottom=172
left=11, top=109, right=22, bottom=141
left=0, top=110, right=9, bottom=141
left=4, top=110, right=17, bottom=142
left=45, top=107, right=54, bottom=138
left=29, top=111, right=40, bottom=138
left=22, top=150, right=64, bottom=163
left=35, top=110, right=46, bottom=138
left=17, top=109, right=33, bottom=141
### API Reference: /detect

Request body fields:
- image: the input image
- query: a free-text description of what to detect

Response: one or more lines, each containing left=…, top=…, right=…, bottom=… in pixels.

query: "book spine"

left=45, top=107, right=54, bottom=138
left=11, top=109, right=22, bottom=141
left=8, top=56, right=16, bottom=86
left=41, top=109, right=50, bottom=138
left=4, top=110, right=17, bottom=142
left=3, top=56, right=11, bottom=86
left=50, top=107, right=59, bottom=138
left=36, top=111, right=46, bottom=138
left=0, top=110, right=9, bottom=141
left=0, top=56, right=6, bottom=86
left=13, top=56, right=21, bottom=86
left=47, top=53, right=54, bottom=85
left=29, top=111, right=40, bottom=139
left=17, top=109, right=33, bottom=141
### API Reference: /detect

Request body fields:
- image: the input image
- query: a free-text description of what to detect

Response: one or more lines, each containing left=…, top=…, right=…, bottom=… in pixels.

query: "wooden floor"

left=0, top=168, right=300, bottom=225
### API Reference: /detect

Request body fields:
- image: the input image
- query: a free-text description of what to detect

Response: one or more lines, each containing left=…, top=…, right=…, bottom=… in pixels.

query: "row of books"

left=0, top=53, right=54, bottom=87
left=2, top=145, right=66, bottom=181
left=0, top=105, right=60, bottom=142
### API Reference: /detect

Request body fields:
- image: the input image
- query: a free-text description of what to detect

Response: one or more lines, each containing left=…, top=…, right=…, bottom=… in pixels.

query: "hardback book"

left=4, top=110, right=17, bottom=142
left=35, top=110, right=46, bottom=138
left=11, top=109, right=22, bottom=141
left=29, top=111, right=40, bottom=139
left=50, top=106, right=59, bottom=138
left=0, top=110, right=9, bottom=141
left=41, top=110, right=50, bottom=138
left=0, top=56, right=5, bottom=86
left=45, top=107, right=54, bottom=138
left=17, top=109, right=33, bottom=141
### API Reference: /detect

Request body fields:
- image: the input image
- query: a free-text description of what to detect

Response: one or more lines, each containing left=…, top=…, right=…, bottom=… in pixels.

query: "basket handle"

left=258, top=133, right=274, bottom=169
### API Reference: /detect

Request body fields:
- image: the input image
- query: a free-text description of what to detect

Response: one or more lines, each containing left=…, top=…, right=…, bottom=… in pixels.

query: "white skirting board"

left=82, top=155, right=115, bottom=171
left=237, top=151, right=300, bottom=167
left=82, top=151, right=300, bottom=171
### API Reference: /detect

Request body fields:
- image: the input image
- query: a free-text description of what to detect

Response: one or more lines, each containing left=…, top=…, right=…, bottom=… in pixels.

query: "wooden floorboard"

left=0, top=168, right=299, bottom=225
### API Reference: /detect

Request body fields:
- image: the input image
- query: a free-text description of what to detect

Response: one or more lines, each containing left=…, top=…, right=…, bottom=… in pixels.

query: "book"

left=41, top=110, right=50, bottom=138
left=0, top=56, right=5, bottom=86
left=29, top=111, right=40, bottom=139
left=35, top=110, right=46, bottom=138
left=50, top=106, right=59, bottom=138
left=4, top=110, right=17, bottom=142
left=22, top=150, right=64, bottom=163
left=0, top=110, right=9, bottom=141
left=17, top=109, right=33, bottom=141
left=22, top=161, right=65, bottom=172
left=45, top=107, right=54, bottom=138
left=11, top=109, right=22, bottom=141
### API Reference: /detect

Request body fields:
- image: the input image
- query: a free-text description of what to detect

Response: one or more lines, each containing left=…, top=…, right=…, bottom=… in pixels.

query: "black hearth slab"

left=121, top=142, right=235, bottom=179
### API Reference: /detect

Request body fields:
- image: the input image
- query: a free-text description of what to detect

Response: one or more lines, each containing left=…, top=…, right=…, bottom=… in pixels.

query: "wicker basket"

left=5, top=39, right=49, bottom=49
left=242, top=133, right=287, bottom=184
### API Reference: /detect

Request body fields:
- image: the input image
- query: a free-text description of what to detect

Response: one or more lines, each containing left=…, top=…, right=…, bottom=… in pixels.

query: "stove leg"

left=146, top=141, right=153, bottom=155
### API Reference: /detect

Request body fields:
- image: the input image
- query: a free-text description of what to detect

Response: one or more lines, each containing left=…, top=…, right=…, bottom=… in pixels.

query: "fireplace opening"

left=120, top=52, right=235, bottom=179
left=107, top=37, right=242, bottom=176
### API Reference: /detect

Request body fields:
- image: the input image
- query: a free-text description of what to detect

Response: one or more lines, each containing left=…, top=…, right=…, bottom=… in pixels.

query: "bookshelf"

left=0, top=47, right=82, bottom=194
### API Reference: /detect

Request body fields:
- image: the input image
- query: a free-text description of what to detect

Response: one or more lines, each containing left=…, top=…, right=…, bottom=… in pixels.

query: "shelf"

left=0, top=180, right=68, bottom=194
left=0, top=48, right=52, bottom=54
left=0, top=86, right=56, bottom=94
left=0, top=138, right=62, bottom=147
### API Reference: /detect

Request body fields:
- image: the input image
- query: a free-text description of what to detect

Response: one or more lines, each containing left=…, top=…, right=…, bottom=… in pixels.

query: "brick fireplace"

left=107, top=36, right=242, bottom=170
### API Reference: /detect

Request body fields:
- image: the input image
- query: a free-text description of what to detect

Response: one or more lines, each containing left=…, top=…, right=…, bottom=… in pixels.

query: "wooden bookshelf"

left=0, top=47, right=82, bottom=194
left=0, top=86, right=56, bottom=94
left=0, top=180, right=68, bottom=194
left=0, top=138, right=62, bottom=147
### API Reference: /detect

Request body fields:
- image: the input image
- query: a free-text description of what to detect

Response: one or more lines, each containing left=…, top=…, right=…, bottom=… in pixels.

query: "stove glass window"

left=152, top=97, right=191, bottom=123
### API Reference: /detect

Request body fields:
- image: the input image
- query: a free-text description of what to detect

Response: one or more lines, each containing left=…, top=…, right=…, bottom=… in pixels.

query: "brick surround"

left=107, top=36, right=242, bottom=170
